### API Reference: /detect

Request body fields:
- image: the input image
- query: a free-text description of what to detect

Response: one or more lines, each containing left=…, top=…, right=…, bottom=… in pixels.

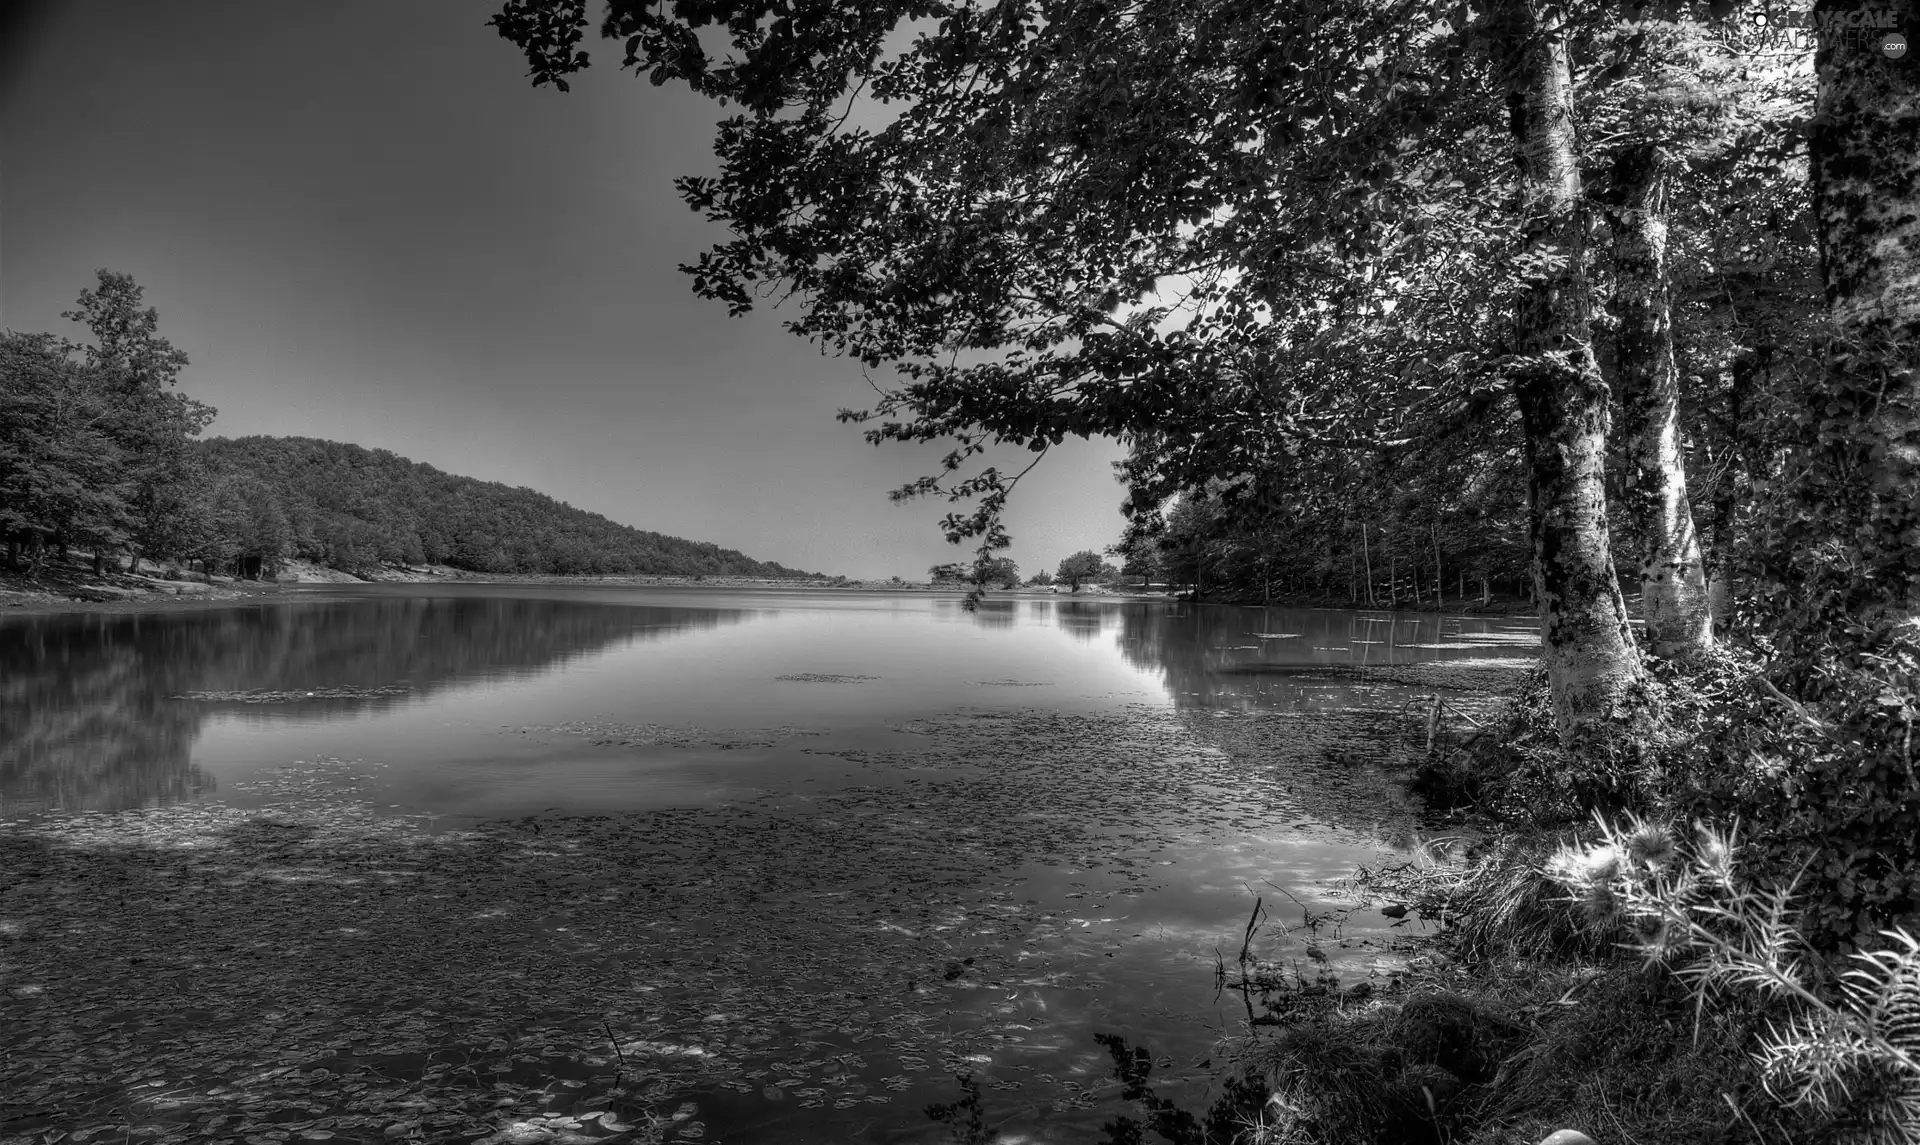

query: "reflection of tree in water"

left=1115, top=604, right=1458, bottom=710
left=966, top=599, right=1017, bottom=628
left=1054, top=600, right=1112, bottom=642
left=0, top=598, right=746, bottom=814
left=1114, top=604, right=1444, bottom=843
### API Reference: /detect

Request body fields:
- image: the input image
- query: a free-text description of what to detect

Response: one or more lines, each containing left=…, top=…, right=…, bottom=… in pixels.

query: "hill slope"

left=197, top=435, right=820, bottom=578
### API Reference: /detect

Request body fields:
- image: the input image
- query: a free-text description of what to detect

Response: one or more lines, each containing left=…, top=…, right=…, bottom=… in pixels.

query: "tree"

left=1729, top=0, right=1920, bottom=946
left=1026, top=570, right=1054, bottom=587
left=62, top=271, right=214, bottom=572
left=200, top=471, right=291, bottom=578
left=1585, top=15, right=1755, bottom=658
left=1479, top=0, right=1646, bottom=738
left=978, top=556, right=1020, bottom=588
left=1056, top=550, right=1104, bottom=593
left=1796, top=0, right=1919, bottom=626
left=1108, top=528, right=1162, bottom=587
left=932, top=557, right=1017, bottom=586
left=490, top=0, right=1659, bottom=744
left=0, top=332, right=130, bottom=570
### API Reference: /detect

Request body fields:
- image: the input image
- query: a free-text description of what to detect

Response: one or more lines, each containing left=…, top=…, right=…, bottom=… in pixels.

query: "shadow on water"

left=1115, top=602, right=1529, bottom=711
left=0, top=597, right=749, bottom=814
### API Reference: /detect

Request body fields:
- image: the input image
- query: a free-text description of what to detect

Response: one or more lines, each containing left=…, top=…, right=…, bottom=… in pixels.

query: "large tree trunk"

left=1500, top=0, right=1644, bottom=742
left=1758, top=0, right=1920, bottom=947
left=1607, top=144, right=1714, bottom=658
left=1809, top=0, right=1920, bottom=621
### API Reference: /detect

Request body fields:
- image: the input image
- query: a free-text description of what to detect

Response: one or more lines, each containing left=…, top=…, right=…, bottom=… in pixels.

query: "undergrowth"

left=1090, top=642, right=1920, bottom=1145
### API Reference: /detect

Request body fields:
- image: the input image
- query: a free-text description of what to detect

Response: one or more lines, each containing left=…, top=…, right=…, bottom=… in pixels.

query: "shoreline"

left=2, top=557, right=1540, bottom=620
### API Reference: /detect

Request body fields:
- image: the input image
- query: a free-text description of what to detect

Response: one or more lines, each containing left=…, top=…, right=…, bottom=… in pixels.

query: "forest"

left=192, top=435, right=820, bottom=579
left=491, top=0, right=1917, bottom=1139
left=0, top=272, right=818, bottom=581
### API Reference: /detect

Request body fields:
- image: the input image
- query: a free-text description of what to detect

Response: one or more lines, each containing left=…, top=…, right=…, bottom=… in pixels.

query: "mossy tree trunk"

left=1499, top=0, right=1645, bottom=741
left=1607, top=144, right=1714, bottom=658
left=1754, top=0, right=1920, bottom=945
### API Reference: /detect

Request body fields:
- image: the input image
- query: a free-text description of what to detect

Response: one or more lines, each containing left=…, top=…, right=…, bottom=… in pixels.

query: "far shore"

left=2, top=555, right=1538, bottom=619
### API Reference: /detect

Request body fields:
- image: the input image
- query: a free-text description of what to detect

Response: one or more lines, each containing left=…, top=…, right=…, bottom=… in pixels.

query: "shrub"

left=1546, top=815, right=1920, bottom=1142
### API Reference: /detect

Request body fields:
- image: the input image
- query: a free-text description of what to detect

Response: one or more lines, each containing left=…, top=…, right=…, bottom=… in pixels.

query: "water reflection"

left=3, top=591, right=1534, bottom=817
left=968, top=598, right=1017, bottom=628
left=1116, top=602, right=1533, bottom=710
left=1055, top=600, right=1111, bottom=641
left=0, top=596, right=747, bottom=814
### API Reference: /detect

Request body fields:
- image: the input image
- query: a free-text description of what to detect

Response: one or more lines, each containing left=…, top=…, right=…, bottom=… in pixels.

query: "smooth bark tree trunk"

left=1433, top=526, right=1445, bottom=609
left=1809, top=0, right=1920, bottom=621
left=1361, top=523, right=1375, bottom=607
left=1499, top=0, right=1644, bottom=741
left=1705, top=348, right=1763, bottom=627
left=1607, top=145, right=1714, bottom=658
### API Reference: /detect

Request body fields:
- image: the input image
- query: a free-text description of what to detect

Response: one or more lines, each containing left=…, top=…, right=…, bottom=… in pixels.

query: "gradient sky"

left=0, top=0, right=1131, bottom=580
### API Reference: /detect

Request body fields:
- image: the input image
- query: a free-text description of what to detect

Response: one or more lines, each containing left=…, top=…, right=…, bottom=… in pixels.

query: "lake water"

left=0, top=586, right=1537, bottom=1144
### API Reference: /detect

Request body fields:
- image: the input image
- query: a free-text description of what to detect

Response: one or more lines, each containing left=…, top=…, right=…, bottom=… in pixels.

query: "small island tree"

left=1055, top=550, right=1104, bottom=594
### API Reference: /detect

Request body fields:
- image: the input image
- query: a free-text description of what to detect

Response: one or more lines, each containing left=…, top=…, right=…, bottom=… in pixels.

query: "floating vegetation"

left=1252, top=633, right=1303, bottom=639
left=173, top=684, right=413, bottom=703
left=773, top=674, right=881, bottom=684
left=229, top=755, right=394, bottom=809
left=510, top=721, right=829, bottom=752
left=0, top=702, right=1455, bottom=1143
left=971, top=680, right=1052, bottom=687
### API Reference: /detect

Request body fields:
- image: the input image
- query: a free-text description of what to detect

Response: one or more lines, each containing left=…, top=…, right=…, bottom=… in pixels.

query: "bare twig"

left=1749, top=674, right=1831, bottom=736
left=604, top=1019, right=626, bottom=1088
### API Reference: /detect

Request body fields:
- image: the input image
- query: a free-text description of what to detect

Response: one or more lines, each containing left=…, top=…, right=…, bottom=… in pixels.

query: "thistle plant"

left=1545, top=814, right=1920, bottom=1143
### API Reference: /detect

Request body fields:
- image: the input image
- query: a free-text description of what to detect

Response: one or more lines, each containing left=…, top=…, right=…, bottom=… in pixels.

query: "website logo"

left=1745, top=4, right=1908, bottom=55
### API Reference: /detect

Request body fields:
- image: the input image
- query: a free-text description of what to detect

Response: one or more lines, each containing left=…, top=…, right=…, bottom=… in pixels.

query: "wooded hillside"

left=2, top=272, right=818, bottom=581
left=195, top=434, right=819, bottom=579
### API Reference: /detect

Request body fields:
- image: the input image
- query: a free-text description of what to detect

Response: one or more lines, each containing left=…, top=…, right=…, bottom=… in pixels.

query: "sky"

left=0, top=0, right=1131, bottom=581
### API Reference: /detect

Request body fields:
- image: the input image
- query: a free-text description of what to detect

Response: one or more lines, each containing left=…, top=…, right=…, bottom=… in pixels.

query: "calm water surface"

left=1, top=585, right=1536, bottom=1142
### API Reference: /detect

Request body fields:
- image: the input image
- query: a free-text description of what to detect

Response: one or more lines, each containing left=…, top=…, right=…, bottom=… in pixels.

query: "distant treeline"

left=1, top=270, right=817, bottom=580
left=197, top=435, right=819, bottom=579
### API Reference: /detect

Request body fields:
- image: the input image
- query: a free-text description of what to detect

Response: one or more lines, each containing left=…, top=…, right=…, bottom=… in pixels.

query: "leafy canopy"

left=491, top=0, right=1522, bottom=574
